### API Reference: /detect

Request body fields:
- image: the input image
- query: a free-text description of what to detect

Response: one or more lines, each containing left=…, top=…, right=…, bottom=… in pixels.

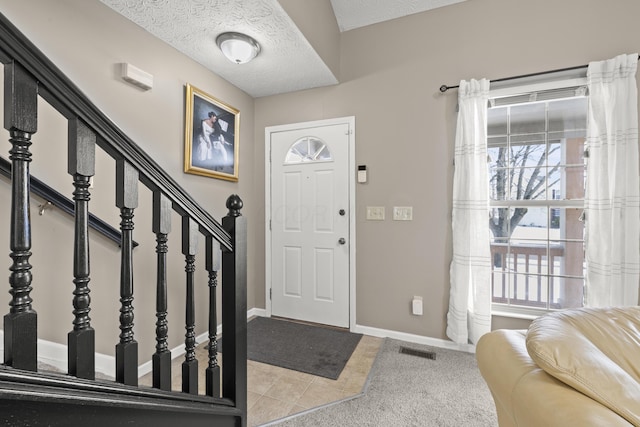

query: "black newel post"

left=67, top=118, right=96, bottom=380
left=182, top=217, right=199, bottom=394
left=152, top=191, right=172, bottom=391
left=222, top=194, right=247, bottom=425
left=115, top=159, right=138, bottom=386
left=3, top=61, right=38, bottom=371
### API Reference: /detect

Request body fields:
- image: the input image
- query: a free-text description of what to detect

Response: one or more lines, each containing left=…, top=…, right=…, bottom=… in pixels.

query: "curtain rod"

left=438, top=55, right=640, bottom=93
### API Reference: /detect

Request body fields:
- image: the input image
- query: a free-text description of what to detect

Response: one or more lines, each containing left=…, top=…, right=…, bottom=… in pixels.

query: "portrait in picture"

left=184, top=84, right=239, bottom=181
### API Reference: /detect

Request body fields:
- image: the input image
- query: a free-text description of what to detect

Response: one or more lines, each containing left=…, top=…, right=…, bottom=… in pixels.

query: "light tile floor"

left=248, top=334, right=382, bottom=426
left=140, top=332, right=382, bottom=427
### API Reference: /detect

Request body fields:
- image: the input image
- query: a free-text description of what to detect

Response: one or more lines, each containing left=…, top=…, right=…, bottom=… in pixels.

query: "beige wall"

left=255, top=0, right=640, bottom=339
left=0, top=0, right=259, bottom=361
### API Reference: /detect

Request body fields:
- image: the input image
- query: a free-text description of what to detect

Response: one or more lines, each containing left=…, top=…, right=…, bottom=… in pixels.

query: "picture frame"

left=184, top=83, right=239, bottom=181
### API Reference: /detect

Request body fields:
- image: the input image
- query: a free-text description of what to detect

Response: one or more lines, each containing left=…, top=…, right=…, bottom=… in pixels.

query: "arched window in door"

left=284, top=136, right=332, bottom=164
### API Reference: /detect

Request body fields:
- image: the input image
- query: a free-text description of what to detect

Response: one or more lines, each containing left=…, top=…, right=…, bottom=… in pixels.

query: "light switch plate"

left=393, top=206, right=413, bottom=221
left=366, top=206, right=385, bottom=220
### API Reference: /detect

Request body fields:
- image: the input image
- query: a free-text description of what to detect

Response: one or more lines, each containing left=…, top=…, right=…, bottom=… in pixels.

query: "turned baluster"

left=182, top=217, right=199, bottom=394
left=206, top=236, right=221, bottom=398
left=67, top=118, right=96, bottom=380
left=115, top=159, right=138, bottom=386
left=152, top=190, right=172, bottom=390
left=3, top=62, right=38, bottom=371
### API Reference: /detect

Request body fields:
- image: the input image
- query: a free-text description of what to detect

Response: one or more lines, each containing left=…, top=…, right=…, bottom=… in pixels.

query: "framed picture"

left=184, top=83, right=239, bottom=181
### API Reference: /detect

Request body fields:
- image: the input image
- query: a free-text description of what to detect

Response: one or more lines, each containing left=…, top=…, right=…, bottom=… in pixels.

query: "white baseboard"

left=352, top=324, right=476, bottom=353
left=243, top=310, right=473, bottom=354
left=248, top=307, right=267, bottom=318
left=0, top=330, right=116, bottom=377
left=0, top=307, right=268, bottom=379
left=136, top=331, right=212, bottom=378
left=40, top=338, right=116, bottom=377
left=1, top=310, right=473, bottom=381
left=136, top=307, right=268, bottom=377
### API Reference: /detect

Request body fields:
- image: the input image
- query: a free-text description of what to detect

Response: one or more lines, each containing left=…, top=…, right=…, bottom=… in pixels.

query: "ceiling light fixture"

left=216, top=32, right=261, bottom=64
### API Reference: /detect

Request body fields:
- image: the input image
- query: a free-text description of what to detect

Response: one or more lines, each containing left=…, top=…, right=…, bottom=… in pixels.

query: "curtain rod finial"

left=439, top=85, right=449, bottom=93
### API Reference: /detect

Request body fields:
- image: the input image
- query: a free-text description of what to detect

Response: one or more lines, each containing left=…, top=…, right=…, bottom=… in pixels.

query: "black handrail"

left=0, top=13, right=232, bottom=251
left=0, top=155, right=134, bottom=247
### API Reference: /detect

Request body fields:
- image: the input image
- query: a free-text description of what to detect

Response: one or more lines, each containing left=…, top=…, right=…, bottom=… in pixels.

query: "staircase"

left=0, top=11, right=246, bottom=427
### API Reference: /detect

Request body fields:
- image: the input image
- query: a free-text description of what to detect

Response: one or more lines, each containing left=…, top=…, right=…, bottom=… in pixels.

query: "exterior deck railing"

left=490, top=242, right=566, bottom=309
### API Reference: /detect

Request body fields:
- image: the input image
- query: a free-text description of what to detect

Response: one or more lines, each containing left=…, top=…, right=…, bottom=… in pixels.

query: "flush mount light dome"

left=216, top=32, right=260, bottom=64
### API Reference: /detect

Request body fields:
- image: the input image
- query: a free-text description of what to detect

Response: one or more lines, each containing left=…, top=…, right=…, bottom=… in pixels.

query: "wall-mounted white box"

left=121, top=63, right=153, bottom=91
left=366, top=206, right=385, bottom=220
left=412, top=296, right=423, bottom=315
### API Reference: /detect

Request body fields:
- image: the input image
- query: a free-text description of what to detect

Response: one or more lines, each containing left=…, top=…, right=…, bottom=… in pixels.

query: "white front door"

left=268, top=121, right=351, bottom=328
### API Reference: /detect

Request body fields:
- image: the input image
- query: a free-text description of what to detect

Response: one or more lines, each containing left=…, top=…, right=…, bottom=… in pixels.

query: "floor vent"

left=399, top=347, right=436, bottom=360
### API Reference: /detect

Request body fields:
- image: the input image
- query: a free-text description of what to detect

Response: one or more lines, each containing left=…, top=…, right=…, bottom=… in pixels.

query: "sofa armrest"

left=512, top=369, right=633, bottom=427
left=477, top=329, right=533, bottom=427
left=477, top=329, right=633, bottom=427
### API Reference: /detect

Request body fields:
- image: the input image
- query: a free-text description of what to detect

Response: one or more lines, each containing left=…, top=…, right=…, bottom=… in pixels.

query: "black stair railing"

left=0, top=10, right=246, bottom=427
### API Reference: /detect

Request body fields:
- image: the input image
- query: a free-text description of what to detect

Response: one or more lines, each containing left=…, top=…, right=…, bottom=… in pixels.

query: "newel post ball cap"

left=226, top=194, right=243, bottom=216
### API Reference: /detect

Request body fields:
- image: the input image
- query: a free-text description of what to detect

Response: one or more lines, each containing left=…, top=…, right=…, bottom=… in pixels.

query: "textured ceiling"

left=100, top=0, right=467, bottom=98
left=100, top=0, right=337, bottom=98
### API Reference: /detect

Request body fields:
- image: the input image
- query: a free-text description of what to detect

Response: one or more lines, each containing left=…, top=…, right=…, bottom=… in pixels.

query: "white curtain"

left=446, top=79, right=492, bottom=345
left=585, top=53, right=640, bottom=306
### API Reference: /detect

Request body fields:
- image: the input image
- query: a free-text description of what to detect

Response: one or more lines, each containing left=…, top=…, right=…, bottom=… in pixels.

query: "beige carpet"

left=270, top=338, right=498, bottom=427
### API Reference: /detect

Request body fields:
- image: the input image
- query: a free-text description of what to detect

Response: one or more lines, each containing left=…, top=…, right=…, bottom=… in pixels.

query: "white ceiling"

left=330, top=0, right=466, bottom=32
left=99, top=0, right=466, bottom=98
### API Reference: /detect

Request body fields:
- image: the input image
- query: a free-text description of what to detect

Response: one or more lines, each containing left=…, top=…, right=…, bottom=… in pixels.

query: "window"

left=284, top=136, right=332, bottom=164
left=487, top=84, right=587, bottom=314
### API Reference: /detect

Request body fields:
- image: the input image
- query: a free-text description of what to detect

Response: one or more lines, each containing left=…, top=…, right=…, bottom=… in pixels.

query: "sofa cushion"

left=526, top=307, right=640, bottom=425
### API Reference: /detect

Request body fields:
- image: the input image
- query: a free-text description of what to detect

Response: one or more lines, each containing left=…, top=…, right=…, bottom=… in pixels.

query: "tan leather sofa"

left=476, top=307, right=640, bottom=426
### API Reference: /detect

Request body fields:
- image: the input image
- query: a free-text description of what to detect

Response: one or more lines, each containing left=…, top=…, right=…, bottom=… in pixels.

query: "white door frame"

left=265, top=116, right=356, bottom=331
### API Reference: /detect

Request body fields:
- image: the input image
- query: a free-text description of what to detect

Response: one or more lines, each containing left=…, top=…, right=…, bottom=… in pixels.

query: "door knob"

left=338, top=238, right=346, bottom=245
left=339, top=209, right=346, bottom=216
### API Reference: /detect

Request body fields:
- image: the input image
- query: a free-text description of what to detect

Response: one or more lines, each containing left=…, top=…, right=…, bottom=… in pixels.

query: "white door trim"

left=265, top=116, right=356, bottom=331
